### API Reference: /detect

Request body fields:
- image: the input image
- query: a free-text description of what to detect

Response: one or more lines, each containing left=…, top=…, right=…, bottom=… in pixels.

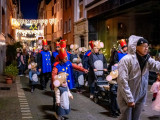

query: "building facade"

left=38, top=0, right=52, bottom=49
left=63, top=0, right=74, bottom=49
left=52, top=0, right=63, bottom=50
left=86, top=0, right=160, bottom=60
left=0, top=0, right=20, bottom=74
left=74, top=0, right=88, bottom=48
left=38, top=0, right=64, bottom=50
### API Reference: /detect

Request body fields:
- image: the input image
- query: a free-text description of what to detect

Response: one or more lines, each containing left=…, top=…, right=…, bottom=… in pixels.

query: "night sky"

left=20, top=0, right=41, bottom=19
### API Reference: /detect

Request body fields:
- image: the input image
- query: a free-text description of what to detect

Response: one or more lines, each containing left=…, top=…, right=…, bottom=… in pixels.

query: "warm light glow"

left=11, top=18, right=55, bottom=27
left=21, top=37, right=37, bottom=41
left=11, top=18, right=20, bottom=29
left=0, top=41, right=6, bottom=45
left=16, top=30, right=44, bottom=37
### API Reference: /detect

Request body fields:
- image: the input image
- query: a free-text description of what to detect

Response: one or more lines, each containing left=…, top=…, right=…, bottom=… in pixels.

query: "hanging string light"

left=21, top=37, right=37, bottom=41
left=11, top=18, right=55, bottom=27
left=16, top=30, right=44, bottom=37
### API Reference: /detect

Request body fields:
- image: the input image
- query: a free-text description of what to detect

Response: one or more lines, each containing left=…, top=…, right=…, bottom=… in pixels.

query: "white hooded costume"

left=117, top=35, right=160, bottom=120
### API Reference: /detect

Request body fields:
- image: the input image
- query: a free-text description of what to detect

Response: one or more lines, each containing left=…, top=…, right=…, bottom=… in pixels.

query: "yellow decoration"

left=29, top=25, right=37, bottom=30
left=68, top=80, right=70, bottom=82
left=66, top=67, right=68, bottom=70
left=62, top=68, right=65, bottom=71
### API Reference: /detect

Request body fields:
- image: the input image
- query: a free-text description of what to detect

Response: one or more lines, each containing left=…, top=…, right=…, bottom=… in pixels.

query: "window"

left=69, top=0, right=72, bottom=6
left=68, top=19, right=71, bottom=32
left=79, top=4, right=83, bottom=19
left=80, top=36, right=84, bottom=47
left=57, top=2, right=59, bottom=12
left=2, top=8, right=5, bottom=34
left=64, top=21, right=67, bottom=34
left=52, top=6, right=54, bottom=16
left=54, top=4, right=57, bottom=13
left=54, top=0, right=57, bottom=4
left=65, top=0, right=67, bottom=9
left=52, top=25, right=54, bottom=33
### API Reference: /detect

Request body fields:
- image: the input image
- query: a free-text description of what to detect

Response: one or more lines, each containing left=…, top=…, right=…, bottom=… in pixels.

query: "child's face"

left=93, top=47, right=99, bottom=53
left=74, top=49, right=78, bottom=54
left=61, top=81, right=67, bottom=87
left=32, top=68, right=36, bottom=71
left=61, top=57, right=68, bottom=63
left=157, top=74, right=160, bottom=81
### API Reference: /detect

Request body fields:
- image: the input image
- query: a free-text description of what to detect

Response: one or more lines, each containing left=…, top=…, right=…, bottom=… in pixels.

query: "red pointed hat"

left=89, top=41, right=94, bottom=49
left=58, top=48, right=67, bottom=60
left=42, top=39, right=48, bottom=46
left=56, top=41, right=60, bottom=47
left=60, top=39, right=66, bottom=48
left=120, top=39, right=127, bottom=48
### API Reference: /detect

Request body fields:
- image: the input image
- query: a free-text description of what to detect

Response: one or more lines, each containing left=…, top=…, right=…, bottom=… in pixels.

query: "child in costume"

left=52, top=41, right=60, bottom=63
left=53, top=72, right=73, bottom=120
left=70, top=44, right=85, bottom=93
left=150, top=73, right=160, bottom=101
left=88, top=40, right=107, bottom=99
left=106, top=68, right=120, bottom=118
left=52, top=48, right=88, bottom=111
left=29, top=62, right=40, bottom=93
left=114, top=39, right=128, bottom=63
left=151, top=73, right=160, bottom=111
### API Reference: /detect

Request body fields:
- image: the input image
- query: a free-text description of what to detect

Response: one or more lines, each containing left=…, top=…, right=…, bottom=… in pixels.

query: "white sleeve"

left=54, top=88, right=60, bottom=103
left=148, top=57, right=160, bottom=72
left=67, top=88, right=72, bottom=97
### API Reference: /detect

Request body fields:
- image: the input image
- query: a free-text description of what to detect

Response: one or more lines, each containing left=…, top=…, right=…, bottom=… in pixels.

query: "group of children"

left=25, top=38, right=112, bottom=119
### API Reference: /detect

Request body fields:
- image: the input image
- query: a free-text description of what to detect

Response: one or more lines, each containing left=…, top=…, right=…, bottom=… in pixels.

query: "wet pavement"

left=1, top=75, right=160, bottom=120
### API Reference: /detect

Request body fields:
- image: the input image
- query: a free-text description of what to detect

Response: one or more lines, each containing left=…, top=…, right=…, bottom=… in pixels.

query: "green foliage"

left=4, top=64, right=18, bottom=77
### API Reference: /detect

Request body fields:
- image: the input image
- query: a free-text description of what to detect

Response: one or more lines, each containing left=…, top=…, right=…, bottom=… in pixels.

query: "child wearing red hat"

left=114, top=39, right=128, bottom=63
left=51, top=48, right=88, bottom=111
left=52, top=41, right=60, bottom=63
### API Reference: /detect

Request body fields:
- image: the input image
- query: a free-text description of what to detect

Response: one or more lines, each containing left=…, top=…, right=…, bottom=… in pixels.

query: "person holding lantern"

left=37, top=39, right=52, bottom=90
